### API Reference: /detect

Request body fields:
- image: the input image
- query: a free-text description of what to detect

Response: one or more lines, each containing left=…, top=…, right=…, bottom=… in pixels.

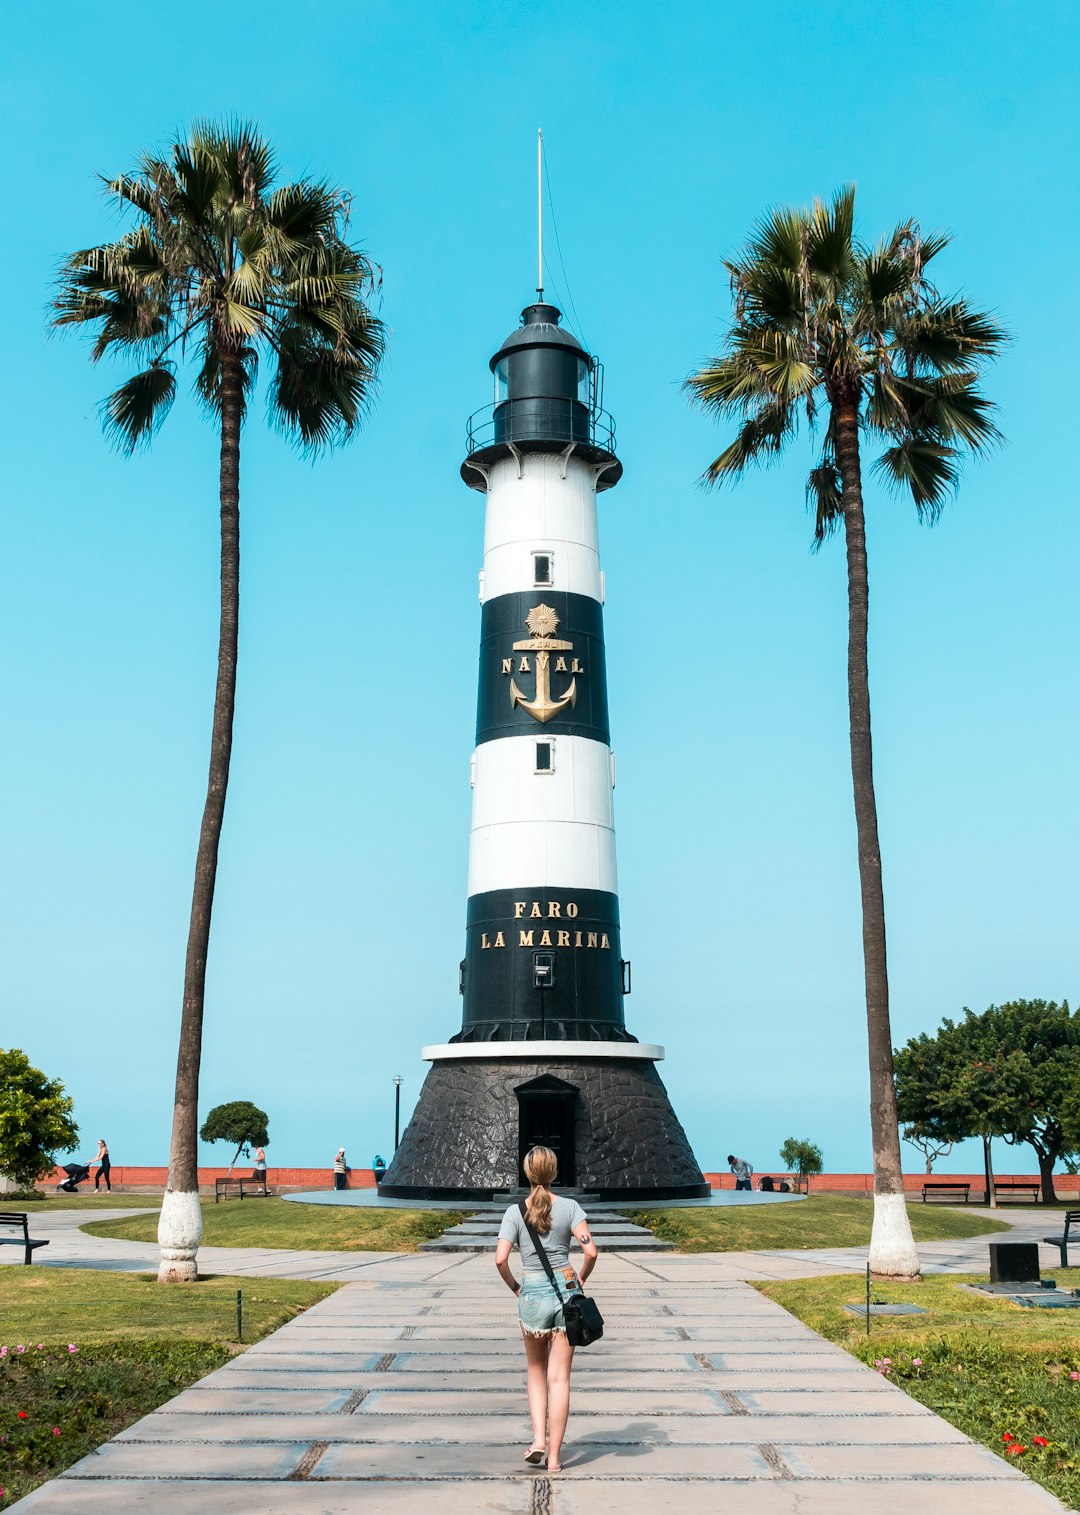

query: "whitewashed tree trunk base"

left=157, top=1189, right=202, bottom=1282
left=868, top=1190, right=921, bottom=1279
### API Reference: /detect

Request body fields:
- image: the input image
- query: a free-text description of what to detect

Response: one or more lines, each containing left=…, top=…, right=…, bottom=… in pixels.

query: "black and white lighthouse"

left=381, top=298, right=706, bottom=1201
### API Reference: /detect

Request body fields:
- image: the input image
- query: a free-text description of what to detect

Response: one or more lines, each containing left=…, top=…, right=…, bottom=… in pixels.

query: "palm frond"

left=905, top=371, right=1004, bottom=454
left=270, top=329, right=379, bottom=452
left=102, top=363, right=176, bottom=452
left=267, top=181, right=342, bottom=245
left=701, top=399, right=797, bottom=484
left=190, top=118, right=274, bottom=205
left=806, top=450, right=843, bottom=548
left=807, top=184, right=858, bottom=282
left=873, top=437, right=959, bottom=518
left=685, top=351, right=776, bottom=416
left=895, top=300, right=1007, bottom=373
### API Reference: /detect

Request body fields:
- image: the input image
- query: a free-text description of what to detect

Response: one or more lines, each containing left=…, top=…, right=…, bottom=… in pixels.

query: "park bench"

left=993, top=1181, right=1042, bottom=1203
left=1042, top=1210, right=1080, bottom=1269
left=214, top=1177, right=271, bottom=1203
left=921, top=1181, right=971, bottom=1203
left=0, top=1211, right=50, bottom=1264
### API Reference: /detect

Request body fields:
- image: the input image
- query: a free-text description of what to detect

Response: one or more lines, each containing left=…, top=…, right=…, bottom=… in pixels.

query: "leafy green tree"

left=978, top=1000, right=1080, bottom=1203
left=686, top=186, right=1004, bottom=1276
left=52, top=122, right=385, bottom=1281
left=895, top=1001, right=1080, bottom=1203
left=199, top=1101, right=270, bottom=1177
left=0, top=1049, right=79, bottom=1187
left=779, top=1137, right=824, bottom=1192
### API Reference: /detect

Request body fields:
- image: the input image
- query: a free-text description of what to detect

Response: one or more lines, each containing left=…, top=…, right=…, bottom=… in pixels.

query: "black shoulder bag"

left=518, top=1200, right=604, bottom=1347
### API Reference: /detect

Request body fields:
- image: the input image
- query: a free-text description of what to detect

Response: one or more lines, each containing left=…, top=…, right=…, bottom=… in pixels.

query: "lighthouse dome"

left=462, top=300, right=621, bottom=491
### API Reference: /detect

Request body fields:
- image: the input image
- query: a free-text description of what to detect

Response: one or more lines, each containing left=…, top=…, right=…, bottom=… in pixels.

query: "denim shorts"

left=518, top=1274, right=576, bottom=1336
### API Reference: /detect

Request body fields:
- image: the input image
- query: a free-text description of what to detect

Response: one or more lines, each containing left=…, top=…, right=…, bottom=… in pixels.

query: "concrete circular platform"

left=282, top=1188, right=806, bottom=1211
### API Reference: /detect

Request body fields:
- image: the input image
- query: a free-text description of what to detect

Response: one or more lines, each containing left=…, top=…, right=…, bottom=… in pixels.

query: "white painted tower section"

left=467, top=451, right=615, bottom=903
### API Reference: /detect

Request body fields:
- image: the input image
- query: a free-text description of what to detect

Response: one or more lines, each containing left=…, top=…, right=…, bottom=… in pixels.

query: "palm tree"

left=686, top=186, right=1004, bottom=1277
left=53, top=121, right=385, bottom=1281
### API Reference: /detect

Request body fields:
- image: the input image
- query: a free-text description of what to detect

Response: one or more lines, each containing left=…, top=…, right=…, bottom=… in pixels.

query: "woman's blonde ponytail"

left=523, top=1145, right=558, bottom=1234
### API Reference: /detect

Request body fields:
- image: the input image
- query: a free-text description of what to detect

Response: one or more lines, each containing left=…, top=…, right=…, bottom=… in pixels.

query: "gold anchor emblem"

left=508, top=604, right=578, bottom=724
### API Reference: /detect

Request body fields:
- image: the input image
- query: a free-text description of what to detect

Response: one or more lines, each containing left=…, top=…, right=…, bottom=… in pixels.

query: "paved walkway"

left=9, top=1210, right=1068, bottom=1512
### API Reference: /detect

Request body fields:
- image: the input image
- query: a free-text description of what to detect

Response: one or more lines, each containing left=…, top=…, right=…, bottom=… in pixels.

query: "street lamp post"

left=393, top=1076, right=403, bottom=1151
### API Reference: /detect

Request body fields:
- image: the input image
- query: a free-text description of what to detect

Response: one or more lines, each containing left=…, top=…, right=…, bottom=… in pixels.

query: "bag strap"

left=518, top=1198, right=565, bottom=1298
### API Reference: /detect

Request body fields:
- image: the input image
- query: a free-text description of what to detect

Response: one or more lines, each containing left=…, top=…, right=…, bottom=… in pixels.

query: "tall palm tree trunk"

left=833, top=393, right=920, bottom=1279
left=158, top=351, right=242, bottom=1282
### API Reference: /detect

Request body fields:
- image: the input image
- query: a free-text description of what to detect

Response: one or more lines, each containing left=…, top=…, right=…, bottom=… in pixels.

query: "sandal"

left=546, top=1460, right=563, bottom=1472
left=524, top=1445, right=546, bottom=1465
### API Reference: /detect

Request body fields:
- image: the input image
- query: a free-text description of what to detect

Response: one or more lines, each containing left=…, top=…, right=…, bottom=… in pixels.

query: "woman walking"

left=93, top=1139, right=111, bottom=1192
left=495, top=1145, right=597, bottom=1473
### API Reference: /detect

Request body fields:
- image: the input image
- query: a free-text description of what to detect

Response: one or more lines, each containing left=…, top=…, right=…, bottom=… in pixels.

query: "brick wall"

left=45, top=1164, right=378, bottom=1192
left=43, top=1165, right=1080, bottom=1196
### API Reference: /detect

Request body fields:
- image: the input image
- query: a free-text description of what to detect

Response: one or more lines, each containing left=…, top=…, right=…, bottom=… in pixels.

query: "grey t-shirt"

left=499, top=1196, right=587, bottom=1272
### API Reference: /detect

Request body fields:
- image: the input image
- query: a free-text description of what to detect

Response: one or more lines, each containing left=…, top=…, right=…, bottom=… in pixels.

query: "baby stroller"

left=57, top=1162, right=91, bottom=1193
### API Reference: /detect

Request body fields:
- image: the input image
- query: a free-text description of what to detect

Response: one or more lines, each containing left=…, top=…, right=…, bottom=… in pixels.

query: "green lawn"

left=759, top=1269, right=1080, bottom=1511
left=0, top=1267, right=333, bottom=1506
left=21, top=1192, right=160, bottom=1211
left=627, top=1195, right=1010, bottom=1252
left=83, top=1195, right=463, bottom=1252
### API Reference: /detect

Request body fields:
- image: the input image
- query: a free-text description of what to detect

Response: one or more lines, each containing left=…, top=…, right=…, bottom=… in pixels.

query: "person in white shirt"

left=727, top=1153, right=754, bottom=1191
left=495, top=1145, right=597, bottom=1474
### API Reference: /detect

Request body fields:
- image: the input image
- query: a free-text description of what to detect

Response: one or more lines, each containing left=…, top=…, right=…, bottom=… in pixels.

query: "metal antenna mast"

left=536, top=128, right=544, bottom=300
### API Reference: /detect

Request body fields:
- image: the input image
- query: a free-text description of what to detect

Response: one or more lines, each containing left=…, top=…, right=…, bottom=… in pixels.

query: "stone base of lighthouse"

left=379, top=1048, right=709, bottom=1201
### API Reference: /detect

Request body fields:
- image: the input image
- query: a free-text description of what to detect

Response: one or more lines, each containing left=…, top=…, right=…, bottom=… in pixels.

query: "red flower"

left=1032, top=1436, right=1048, bottom=1447
left=17, top=1411, right=27, bottom=1420
left=1008, top=1444, right=1026, bottom=1456
left=1002, top=1433, right=1014, bottom=1442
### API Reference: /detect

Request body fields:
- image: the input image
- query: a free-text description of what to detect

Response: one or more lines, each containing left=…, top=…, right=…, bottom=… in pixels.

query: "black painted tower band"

left=455, top=887, right=631, bottom=1043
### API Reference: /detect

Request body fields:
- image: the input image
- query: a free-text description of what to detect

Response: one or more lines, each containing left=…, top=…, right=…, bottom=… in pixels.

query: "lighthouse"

left=381, top=298, right=706, bottom=1201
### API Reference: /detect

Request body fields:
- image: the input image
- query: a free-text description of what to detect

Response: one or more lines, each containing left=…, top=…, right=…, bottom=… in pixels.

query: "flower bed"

left=1, top=1338, right=229, bottom=1506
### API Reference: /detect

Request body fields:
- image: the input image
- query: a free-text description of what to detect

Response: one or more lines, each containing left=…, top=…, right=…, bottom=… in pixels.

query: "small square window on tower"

left=535, top=740, right=554, bottom=774
left=532, top=551, right=553, bottom=586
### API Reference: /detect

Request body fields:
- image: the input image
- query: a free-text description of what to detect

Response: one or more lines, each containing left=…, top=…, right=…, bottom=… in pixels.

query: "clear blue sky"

left=2, top=2, right=1076, bottom=1178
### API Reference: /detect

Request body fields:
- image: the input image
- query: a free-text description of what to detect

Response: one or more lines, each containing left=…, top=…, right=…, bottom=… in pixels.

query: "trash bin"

left=988, top=1241, right=1040, bottom=1283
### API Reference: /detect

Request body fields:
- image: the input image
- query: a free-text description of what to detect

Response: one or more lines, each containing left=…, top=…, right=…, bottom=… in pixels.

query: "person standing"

left=252, top=1145, right=267, bottom=1193
left=93, top=1138, right=111, bottom=1192
left=333, top=1149, right=348, bottom=1190
left=494, top=1145, right=597, bottom=1474
left=727, top=1153, right=753, bottom=1191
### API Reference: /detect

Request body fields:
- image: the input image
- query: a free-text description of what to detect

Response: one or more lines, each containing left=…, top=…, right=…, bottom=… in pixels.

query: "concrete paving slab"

left=779, top=1441, right=1026, bottom=1478
left=64, top=1441, right=310, bottom=1479
left=13, top=1480, right=536, bottom=1513
left=164, top=1386, right=357, bottom=1413
left=314, top=1441, right=774, bottom=1479
left=736, top=1388, right=940, bottom=1415
left=353, top=1387, right=733, bottom=1416
left=553, top=1482, right=1059, bottom=1515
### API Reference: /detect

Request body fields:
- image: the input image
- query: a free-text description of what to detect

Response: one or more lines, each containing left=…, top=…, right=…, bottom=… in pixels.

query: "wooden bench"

left=921, top=1181, right=971, bottom=1203
left=757, top=1174, right=802, bottom=1194
left=993, top=1181, right=1042, bottom=1203
left=0, top=1211, right=50, bottom=1264
left=214, top=1177, right=271, bottom=1203
left=1042, top=1210, right=1080, bottom=1269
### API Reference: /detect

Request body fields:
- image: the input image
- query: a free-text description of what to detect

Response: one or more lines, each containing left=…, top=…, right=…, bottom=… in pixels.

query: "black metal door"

left=517, top=1093, right=577, bottom=1187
